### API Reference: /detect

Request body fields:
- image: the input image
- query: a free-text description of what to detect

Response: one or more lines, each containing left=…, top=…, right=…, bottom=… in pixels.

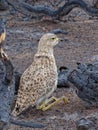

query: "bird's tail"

left=11, top=105, right=46, bottom=128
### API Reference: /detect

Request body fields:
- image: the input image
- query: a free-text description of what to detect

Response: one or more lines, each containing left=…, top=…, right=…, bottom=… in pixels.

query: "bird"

left=12, top=33, right=68, bottom=116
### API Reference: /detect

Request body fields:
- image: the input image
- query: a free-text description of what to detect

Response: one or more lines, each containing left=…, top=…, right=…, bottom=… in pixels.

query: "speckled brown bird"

left=12, top=33, right=68, bottom=116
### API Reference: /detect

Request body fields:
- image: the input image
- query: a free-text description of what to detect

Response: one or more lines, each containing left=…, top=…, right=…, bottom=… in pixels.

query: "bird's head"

left=39, top=33, right=59, bottom=48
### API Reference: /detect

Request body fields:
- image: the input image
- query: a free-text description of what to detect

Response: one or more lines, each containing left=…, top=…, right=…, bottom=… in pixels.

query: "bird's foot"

left=36, top=101, right=46, bottom=110
left=36, top=96, right=68, bottom=111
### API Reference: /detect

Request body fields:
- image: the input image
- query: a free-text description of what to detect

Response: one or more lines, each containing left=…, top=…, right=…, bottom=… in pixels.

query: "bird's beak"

left=55, top=37, right=59, bottom=43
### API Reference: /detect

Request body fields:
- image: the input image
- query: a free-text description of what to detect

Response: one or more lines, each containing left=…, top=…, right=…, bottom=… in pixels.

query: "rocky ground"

left=1, top=0, right=98, bottom=129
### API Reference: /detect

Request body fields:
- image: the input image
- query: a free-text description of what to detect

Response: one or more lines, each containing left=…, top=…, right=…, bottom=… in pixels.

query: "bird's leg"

left=36, top=97, right=58, bottom=110
left=42, top=96, right=68, bottom=111
left=36, top=96, right=68, bottom=111
left=36, top=100, right=46, bottom=110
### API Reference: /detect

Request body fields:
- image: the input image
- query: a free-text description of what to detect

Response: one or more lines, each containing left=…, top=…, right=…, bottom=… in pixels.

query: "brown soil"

left=3, top=0, right=98, bottom=129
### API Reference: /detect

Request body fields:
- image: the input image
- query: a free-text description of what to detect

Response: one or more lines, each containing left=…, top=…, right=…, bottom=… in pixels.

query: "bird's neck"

left=36, top=45, right=54, bottom=57
left=34, top=46, right=56, bottom=67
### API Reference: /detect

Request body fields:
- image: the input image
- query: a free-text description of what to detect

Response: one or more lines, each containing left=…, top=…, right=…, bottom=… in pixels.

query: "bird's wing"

left=30, top=65, right=57, bottom=102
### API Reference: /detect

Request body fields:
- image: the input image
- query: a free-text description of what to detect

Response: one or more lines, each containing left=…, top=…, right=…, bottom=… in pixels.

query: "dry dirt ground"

left=2, top=0, right=98, bottom=129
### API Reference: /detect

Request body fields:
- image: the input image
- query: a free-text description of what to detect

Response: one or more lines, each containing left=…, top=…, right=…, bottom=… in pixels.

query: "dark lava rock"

left=69, top=62, right=98, bottom=107
left=76, top=117, right=97, bottom=130
left=57, top=66, right=71, bottom=88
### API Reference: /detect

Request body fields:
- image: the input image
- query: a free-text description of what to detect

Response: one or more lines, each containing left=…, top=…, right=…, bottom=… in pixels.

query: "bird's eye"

left=51, top=37, right=55, bottom=40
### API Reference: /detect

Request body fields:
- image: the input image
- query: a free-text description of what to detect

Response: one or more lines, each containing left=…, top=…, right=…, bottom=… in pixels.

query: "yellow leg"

left=36, top=101, right=46, bottom=110
left=36, top=96, right=69, bottom=111
left=36, top=96, right=57, bottom=110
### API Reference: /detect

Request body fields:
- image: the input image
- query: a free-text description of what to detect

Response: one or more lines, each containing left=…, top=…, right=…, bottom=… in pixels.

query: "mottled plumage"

left=12, top=33, right=60, bottom=116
